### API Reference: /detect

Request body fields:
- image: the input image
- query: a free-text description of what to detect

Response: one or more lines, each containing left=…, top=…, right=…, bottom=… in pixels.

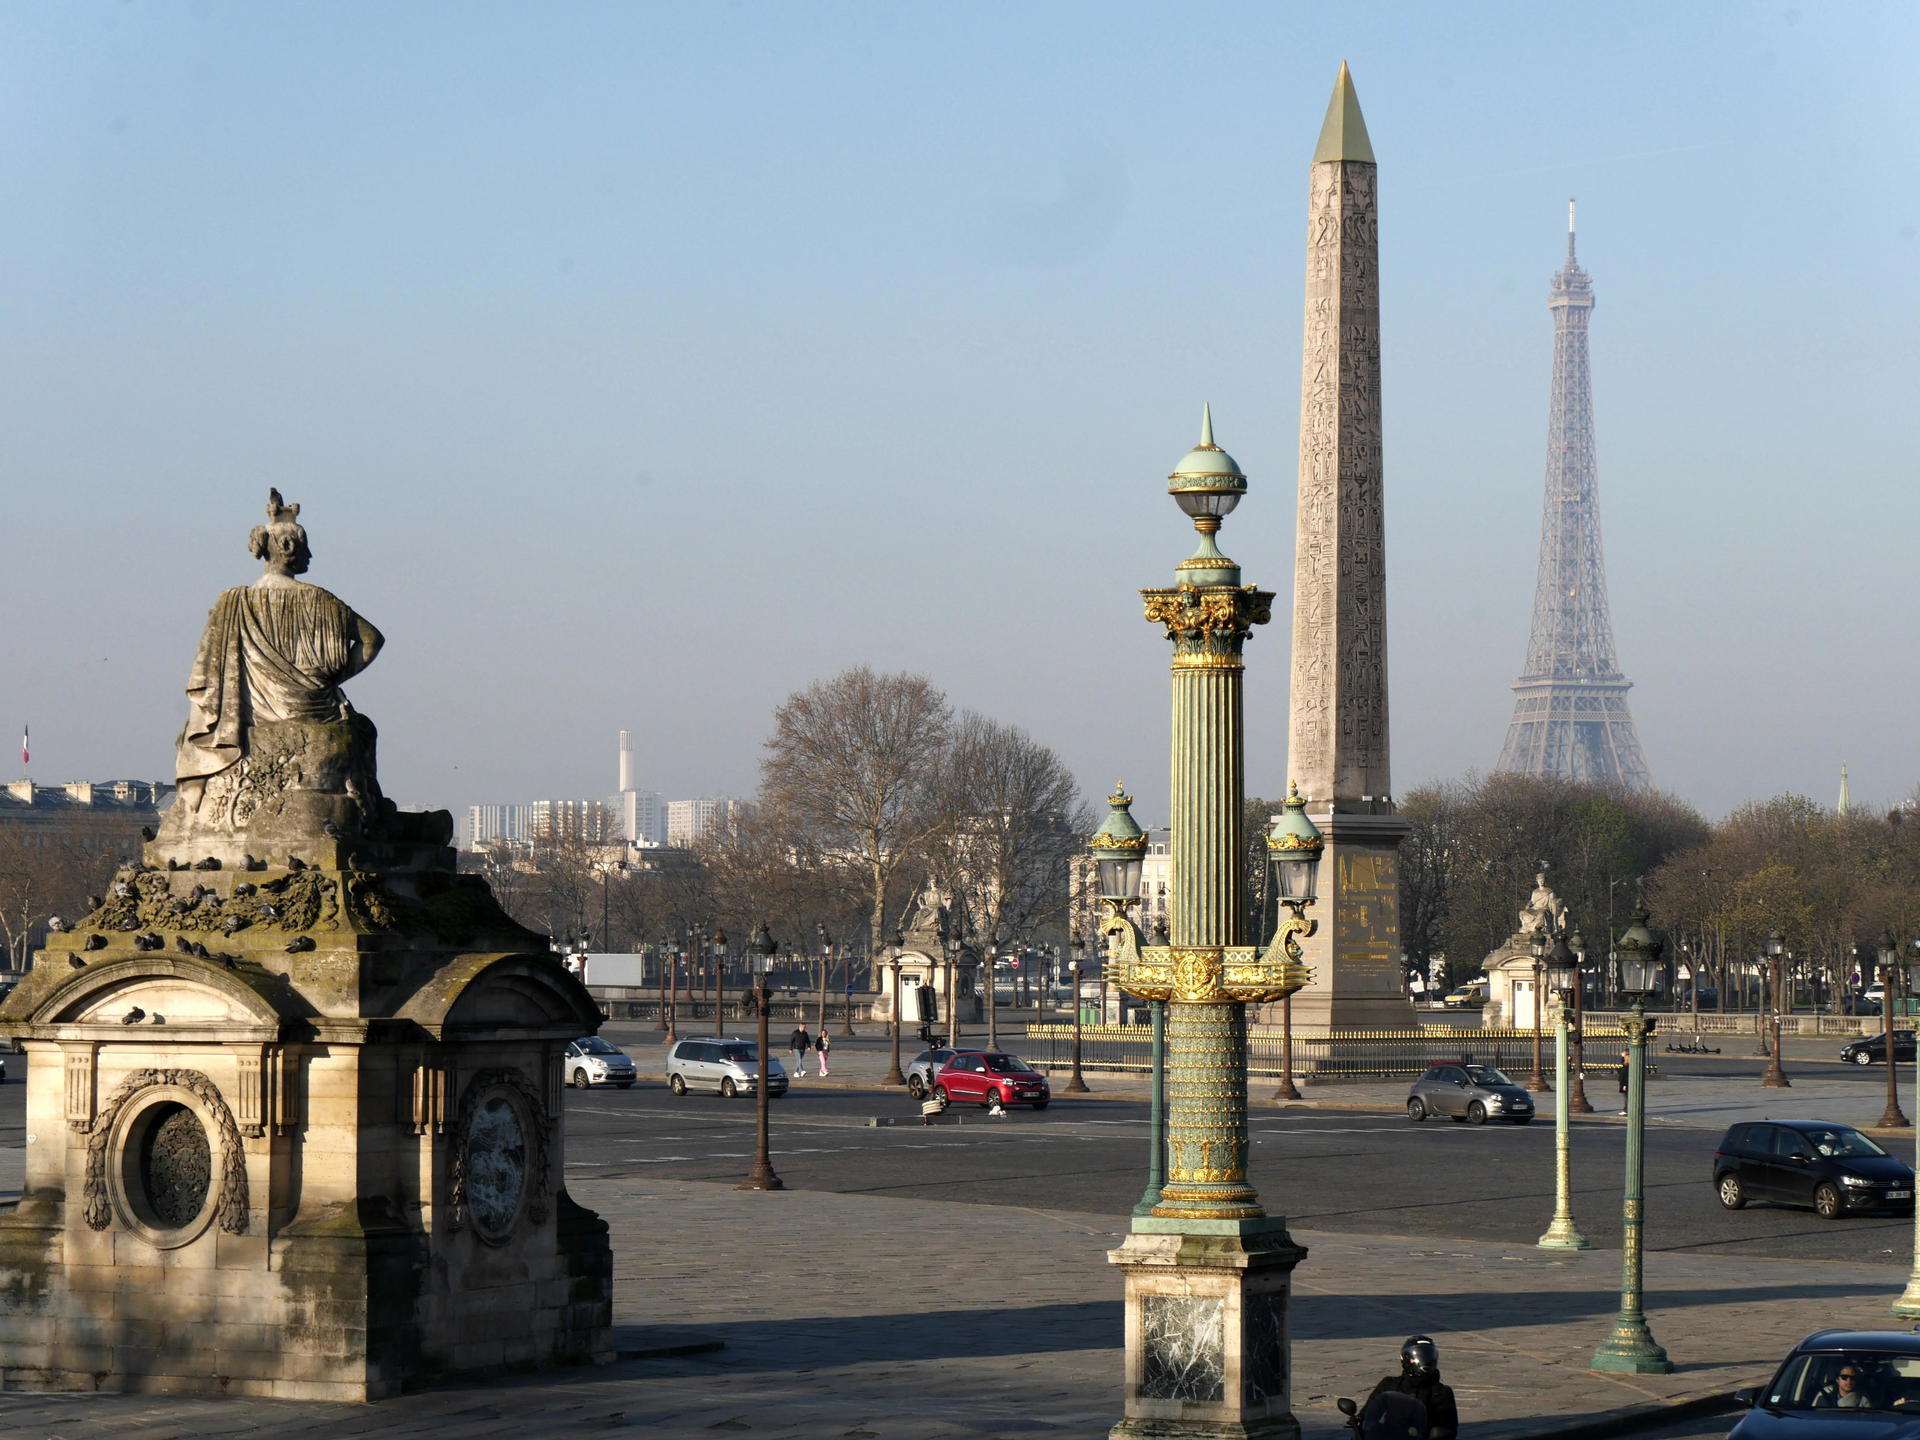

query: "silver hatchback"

left=1406, top=1062, right=1535, bottom=1125
left=666, top=1037, right=789, bottom=1098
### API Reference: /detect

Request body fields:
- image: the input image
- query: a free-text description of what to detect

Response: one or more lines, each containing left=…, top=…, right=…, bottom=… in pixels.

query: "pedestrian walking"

left=1615, top=1049, right=1630, bottom=1115
left=815, top=1029, right=832, bottom=1077
left=789, top=1024, right=812, bottom=1077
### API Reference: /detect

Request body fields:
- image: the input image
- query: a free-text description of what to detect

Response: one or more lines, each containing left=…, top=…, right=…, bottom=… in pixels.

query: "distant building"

left=0, top=779, right=173, bottom=969
left=615, top=789, right=667, bottom=846
left=0, top=779, right=172, bottom=843
left=465, top=803, right=530, bottom=849
left=528, top=799, right=618, bottom=845
left=666, top=796, right=740, bottom=848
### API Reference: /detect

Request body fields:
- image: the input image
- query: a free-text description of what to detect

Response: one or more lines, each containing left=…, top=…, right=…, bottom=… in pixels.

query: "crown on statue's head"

left=266, top=488, right=302, bottom=525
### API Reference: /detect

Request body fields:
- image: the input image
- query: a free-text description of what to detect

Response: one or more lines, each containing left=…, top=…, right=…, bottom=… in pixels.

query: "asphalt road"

left=560, top=1076, right=1920, bottom=1264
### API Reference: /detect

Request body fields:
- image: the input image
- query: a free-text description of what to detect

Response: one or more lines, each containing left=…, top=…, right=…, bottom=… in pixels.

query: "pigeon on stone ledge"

left=67, top=954, right=86, bottom=968
left=173, top=936, right=194, bottom=955
left=139, top=826, right=155, bottom=842
left=122, top=1007, right=145, bottom=1025
left=84, top=934, right=107, bottom=950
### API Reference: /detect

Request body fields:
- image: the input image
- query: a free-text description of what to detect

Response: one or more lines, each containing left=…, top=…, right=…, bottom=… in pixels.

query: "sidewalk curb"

left=1502, top=1387, right=1741, bottom=1440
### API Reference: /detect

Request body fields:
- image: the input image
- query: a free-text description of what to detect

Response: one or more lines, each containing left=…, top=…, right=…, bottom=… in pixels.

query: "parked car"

left=1714, top=1120, right=1914, bottom=1218
left=564, top=1035, right=637, bottom=1089
left=1441, top=983, right=1488, bottom=1009
left=1840, top=1032, right=1917, bottom=1066
left=906, top=1047, right=964, bottom=1099
left=1406, top=1063, right=1535, bottom=1125
left=665, top=1036, right=788, bottom=1098
left=1730, top=1328, right=1920, bottom=1437
left=933, top=1050, right=1051, bottom=1110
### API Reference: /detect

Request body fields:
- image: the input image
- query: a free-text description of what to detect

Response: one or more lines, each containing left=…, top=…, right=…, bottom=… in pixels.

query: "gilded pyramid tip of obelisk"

left=1312, top=60, right=1375, bottom=165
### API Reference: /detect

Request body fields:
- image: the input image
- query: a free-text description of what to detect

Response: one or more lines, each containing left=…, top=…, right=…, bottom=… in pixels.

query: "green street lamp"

left=1103, top=409, right=1309, bottom=1438
left=1591, top=904, right=1673, bottom=1375
left=736, top=923, right=784, bottom=1192
left=1878, top=931, right=1910, bottom=1129
left=1893, top=930, right=1920, bottom=1317
left=1763, top=930, right=1791, bottom=1089
left=1538, top=937, right=1590, bottom=1251
left=1268, top=783, right=1323, bottom=1102
left=1066, top=932, right=1091, bottom=1093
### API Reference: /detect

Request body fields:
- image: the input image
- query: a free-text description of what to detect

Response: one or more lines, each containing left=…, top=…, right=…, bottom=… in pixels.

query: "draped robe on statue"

left=176, top=582, right=368, bottom=783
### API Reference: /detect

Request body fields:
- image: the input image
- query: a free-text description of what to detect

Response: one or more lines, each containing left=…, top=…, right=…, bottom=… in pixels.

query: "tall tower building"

left=1496, top=204, right=1652, bottom=789
left=1284, top=63, right=1412, bottom=1032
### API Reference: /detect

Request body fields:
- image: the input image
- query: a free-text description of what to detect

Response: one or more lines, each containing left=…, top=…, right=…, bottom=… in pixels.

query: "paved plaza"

left=0, top=1034, right=1917, bottom=1438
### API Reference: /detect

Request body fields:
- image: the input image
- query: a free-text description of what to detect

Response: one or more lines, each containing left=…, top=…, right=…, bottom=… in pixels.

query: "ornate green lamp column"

left=1591, top=906, right=1674, bottom=1374
left=1104, top=412, right=1312, bottom=1440
left=1537, top=944, right=1590, bottom=1250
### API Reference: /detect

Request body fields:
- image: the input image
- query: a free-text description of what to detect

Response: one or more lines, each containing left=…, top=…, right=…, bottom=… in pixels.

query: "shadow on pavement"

left=1295, top=1284, right=1878, bottom=1339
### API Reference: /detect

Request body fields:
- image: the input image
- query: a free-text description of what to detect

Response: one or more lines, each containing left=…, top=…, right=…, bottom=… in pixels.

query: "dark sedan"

left=1715, top=1120, right=1914, bottom=1219
left=1731, top=1329, right=1920, bottom=1440
left=1840, top=1032, right=1917, bottom=1066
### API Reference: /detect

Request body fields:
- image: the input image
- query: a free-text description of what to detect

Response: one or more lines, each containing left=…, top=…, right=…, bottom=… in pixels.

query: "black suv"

left=1714, top=1120, right=1914, bottom=1219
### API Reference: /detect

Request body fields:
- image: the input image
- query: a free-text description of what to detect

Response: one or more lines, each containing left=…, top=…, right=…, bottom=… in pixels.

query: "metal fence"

left=590, top=990, right=871, bottom=1026
left=1017, top=1024, right=1626, bottom=1080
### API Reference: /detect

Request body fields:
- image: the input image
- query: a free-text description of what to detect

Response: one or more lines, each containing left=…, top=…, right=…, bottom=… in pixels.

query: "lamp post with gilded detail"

left=1102, top=410, right=1313, bottom=1440
left=1537, top=942, right=1590, bottom=1252
left=1591, top=905, right=1673, bottom=1375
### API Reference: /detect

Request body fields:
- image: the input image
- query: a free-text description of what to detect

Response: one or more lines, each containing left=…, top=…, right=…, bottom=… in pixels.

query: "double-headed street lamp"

left=656, top=932, right=674, bottom=1037
left=1878, top=931, right=1911, bottom=1129
left=736, top=923, right=784, bottom=1192
left=1101, top=412, right=1314, bottom=1438
left=1763, top=930, right=1792, bottom=1089
left=1591, top=906, right=1673, bottom=1375
left=1538, top=938, right=1590, bottom=1251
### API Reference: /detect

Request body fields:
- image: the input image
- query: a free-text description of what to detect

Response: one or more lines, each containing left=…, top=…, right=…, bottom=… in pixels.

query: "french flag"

left=19, top=724, right=26, bottom=767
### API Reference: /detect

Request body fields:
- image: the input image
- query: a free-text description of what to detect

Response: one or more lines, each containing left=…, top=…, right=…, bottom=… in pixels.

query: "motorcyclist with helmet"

left=1352, top=1336, right=1458, bottom=1440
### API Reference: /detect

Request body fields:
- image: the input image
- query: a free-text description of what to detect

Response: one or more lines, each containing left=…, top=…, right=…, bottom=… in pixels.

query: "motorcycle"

left=1338, top=1391, right=1428, bottom=1440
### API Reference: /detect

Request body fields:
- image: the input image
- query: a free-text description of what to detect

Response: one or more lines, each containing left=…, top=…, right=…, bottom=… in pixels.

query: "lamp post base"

left=1879, top=1106, right=1912, bottom=1129
left=1537, top=1217, right=1592, bottom=1251
left=1892, top=1279, right=1920, bottom=1319
left=1271, top=1078, right=1301, bottom=1101
left=1591, top=1321, right=1674, bottom=1375
left=735, top=1167, right=785, bottom=1192
left=1762, top=1071, right=1792, bottom=1089
left=1109, top=1219, right=1306, bottom=1440
left=1066, top=1069, right=1092, bottom=1094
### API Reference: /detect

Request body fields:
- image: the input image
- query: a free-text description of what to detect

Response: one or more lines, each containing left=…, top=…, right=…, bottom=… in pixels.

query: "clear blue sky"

left=5, top=1, right=1916, bottom=826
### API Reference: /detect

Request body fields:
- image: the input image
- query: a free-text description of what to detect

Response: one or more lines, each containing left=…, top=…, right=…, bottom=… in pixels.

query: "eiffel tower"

left=1496, top=202, right=1651, bottom=789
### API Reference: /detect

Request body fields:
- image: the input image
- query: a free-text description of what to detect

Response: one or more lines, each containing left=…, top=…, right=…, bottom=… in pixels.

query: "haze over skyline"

left=5, top=2, right=1916, bottom=828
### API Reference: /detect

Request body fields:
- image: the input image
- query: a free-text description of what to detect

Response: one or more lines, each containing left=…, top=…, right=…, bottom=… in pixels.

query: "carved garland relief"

left=83, top=1067, right=249, bottom=1236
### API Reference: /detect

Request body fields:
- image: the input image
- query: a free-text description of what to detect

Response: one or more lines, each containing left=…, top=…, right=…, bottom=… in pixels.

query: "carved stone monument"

left=1484, top=873, right=1566, bottom=1029
left=1282, top=64, right=1414, bottom=1034
left=0, top=492, right=611, bottom=1399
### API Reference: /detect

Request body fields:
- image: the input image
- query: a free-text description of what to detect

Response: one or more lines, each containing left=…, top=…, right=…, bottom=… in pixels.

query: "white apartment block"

left=665, top=796, right=740, bottom=848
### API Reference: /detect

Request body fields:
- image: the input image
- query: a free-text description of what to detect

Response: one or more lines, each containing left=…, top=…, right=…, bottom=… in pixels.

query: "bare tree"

left=761, top=666, right=954, bottom=953
left=933, top=713, right=1091, bottom=955
left=0, top=825, right=133, bottom=969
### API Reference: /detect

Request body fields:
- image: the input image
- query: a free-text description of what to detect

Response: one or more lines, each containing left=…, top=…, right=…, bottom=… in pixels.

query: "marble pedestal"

left=0, top=810, right=613, bottom=1400
left=1109, top=1217, right=1306, bottom=1440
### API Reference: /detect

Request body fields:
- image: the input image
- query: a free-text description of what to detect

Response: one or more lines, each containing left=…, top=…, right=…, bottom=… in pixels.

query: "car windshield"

left=1767, top=1352, right=1920, bottom=1410
left=1800, top=1126, right=1888, bottom=1159
left=1464, top=1066, right=1514, bottom=1086
left=577, top=1037, right=619, bottom=1055
left=984, top=1055, right=1035, bottom=1073
left=721, top=1045, right=759, bottom=1064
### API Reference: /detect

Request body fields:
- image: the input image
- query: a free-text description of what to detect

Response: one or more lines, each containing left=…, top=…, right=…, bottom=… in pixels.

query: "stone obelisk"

left=1284, top=63, right=1412, bottom=1033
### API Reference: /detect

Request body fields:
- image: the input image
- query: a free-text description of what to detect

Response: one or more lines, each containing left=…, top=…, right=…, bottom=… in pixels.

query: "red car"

left=934, top=1051, right=1051, bottom=1110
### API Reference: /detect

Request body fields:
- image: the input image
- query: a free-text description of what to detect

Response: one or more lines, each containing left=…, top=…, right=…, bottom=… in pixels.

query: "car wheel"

left=985, top=1088, right=1004, bottom=1110
left=907, top=1075, right=926, bottom=1099
left=1407, top=1097, right=1427, bottom=1122
left=933, top=1085, right=949, bottom=1105
left=721, top=1077, right=738, bottom=1098
left=669, top=1074, right=687, bottom=1096
left=1854, top=1051, right=1875, bottom=1066
left=1816, top=1183, right=1843, bottom=1220
left=1467, top=1101, right=1488, bottom=1125
left=569, top=1069, right=590, bottom=1089
left=1718, top=1172, right=1746, bottom=1209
